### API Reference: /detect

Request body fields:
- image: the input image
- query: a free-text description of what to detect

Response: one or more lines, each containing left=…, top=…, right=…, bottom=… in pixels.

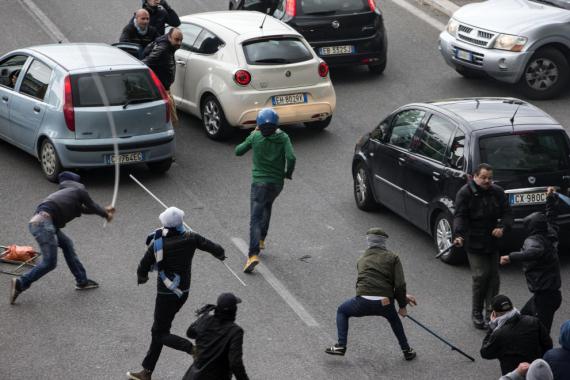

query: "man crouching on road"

left=325, top=228, right=417, bottom=361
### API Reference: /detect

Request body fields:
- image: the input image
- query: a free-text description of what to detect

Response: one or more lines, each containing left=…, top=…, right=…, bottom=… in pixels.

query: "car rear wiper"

left=123, top=97, right=158, bottom=109
left=303, top=10, right=337, bottom=15
left=253, top=58, right=292, bottom=64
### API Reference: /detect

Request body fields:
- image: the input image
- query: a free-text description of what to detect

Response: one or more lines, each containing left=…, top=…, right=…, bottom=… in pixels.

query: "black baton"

left=435, top=245, right=454, bottom=259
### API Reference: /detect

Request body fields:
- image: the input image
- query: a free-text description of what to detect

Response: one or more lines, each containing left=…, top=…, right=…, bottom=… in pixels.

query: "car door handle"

left=432, top=171, right=441, bottom=181
left=398, top=157, right=406, bottom=165
left=33, top=105, right=41, bottom=112
left=176, top=60, right=186, bottom=66
left=1, top=96, right=7, bottom=102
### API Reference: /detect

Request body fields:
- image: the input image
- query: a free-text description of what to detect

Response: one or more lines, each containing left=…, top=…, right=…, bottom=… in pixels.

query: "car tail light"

left=63, top=75, right=75, bottom=132
left=149, top=69, right=171, bottom=123
left=234, top=70, right=252, bottom=86
left=318, top=62, right=329, bottom=77
left=285, top=0, right=296, bottom=16
left=368, top=0, right=377, bottom=11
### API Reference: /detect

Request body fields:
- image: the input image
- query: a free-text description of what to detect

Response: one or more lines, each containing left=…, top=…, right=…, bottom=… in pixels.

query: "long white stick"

left=129, top=174, right=246, bottom=287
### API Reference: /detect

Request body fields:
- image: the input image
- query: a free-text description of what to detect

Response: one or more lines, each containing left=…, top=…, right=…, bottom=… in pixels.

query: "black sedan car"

left=229, top=0, right=388, bottom=74
left=352, top=98, right=570, bottom=264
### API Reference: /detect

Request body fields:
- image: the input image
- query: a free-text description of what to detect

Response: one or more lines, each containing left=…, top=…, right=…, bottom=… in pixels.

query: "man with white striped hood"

left=128, top=207, right=226, bottom=380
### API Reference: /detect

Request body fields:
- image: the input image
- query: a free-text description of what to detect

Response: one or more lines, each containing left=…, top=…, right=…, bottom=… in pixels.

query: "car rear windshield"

left=479, top=131, right=570, bottom=175
left=242, top=38, right=313, bottom=65
left=298, top=0, right=370, bottom=15
left=71, top=69, right=160, bottom=107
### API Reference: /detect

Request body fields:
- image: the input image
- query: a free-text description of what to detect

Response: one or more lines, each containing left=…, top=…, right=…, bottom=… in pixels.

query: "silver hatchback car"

left=0, top=43, right=175, bottom=181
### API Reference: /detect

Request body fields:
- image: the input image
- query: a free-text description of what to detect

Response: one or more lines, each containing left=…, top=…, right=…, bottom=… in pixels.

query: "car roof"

left=25, top=43, right=143, bottom=71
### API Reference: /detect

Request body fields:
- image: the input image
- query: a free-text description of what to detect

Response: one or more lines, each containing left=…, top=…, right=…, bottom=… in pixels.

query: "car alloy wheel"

left=40, top=140, right=62, bottom=182
left=435, top=217, right=453, bottom=253
left=525, top=58, right=559, bottom=91
left=353, top=163, right=377, bottom=211
left=203, top=99, right=222, bottom=136
left=433, top=213, right=465, bottom=265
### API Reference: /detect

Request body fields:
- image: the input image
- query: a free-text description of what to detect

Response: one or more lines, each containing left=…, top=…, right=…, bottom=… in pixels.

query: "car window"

left=299, top=0, right=370, bottom=15
left=388, top=109, right=425, bottom=150
left=19, top=59, right=52, bottom=101
left=243, top=37, right=313, bottom=65
left=370, top=119, right=389, bottom=141
left=179, top=23, right=203, bottom=51
left=193, top=29, right=223, bottom=55
left=413, top=114, right=455, bottom=162
left=71, top=69, right=160, bottom=107
left=479, top=131, right=570, bottom=175
left=448, top=129, right=466, bottom=170
left=0, top=55, right=29, bottom=90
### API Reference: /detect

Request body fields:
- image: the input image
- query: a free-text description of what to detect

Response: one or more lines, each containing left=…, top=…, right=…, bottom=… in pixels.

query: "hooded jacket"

left=143, top=34, right=176, bottom=90
left=508, top=212, right=561, bottom=293
left=543, top=320, right=570, bottom=380
left=141, top=0, right=180, bottom=35
left=235, top=129, right=296, bottom=186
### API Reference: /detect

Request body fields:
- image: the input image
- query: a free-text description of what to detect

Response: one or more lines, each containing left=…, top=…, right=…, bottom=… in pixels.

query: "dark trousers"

left=142, top=293, right=193, bottom=371
left=521, top=289, right=562, bottom=334
left=248, top=183, right=283, bottom=256
left=336, top=296, right=410, bottom=350
left=467, top=251, right=500, bottom=316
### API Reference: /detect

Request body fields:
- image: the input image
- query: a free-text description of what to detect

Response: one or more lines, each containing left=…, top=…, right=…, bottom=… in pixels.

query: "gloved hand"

left=160, top=0, right=171, bottom=9
left=137, top=274, right=149, bottom=285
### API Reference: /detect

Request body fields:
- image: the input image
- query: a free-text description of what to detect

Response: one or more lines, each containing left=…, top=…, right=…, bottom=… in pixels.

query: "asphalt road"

left=0, top=1, right=569, bottom=379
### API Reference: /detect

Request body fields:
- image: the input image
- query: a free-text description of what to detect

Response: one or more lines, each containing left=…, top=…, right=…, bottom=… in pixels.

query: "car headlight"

left=446, top=18, right=459, bottom=37
left=493, top=34, right=528, bottom=52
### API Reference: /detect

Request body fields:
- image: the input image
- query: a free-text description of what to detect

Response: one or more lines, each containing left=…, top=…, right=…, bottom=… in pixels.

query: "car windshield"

left=299, top=0, right=370, bottom=14
left=528, top=0, right=570, bottom=9
left=479, top=131, right=570, bottom=175
left=71, top=69, right=160, bottom=107
left=242, top=38, right=313, bottom=65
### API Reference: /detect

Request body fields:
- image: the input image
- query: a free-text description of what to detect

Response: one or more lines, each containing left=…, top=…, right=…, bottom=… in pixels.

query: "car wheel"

left=353, top=162, right=377, bottom=211
left=147, top=158, right=172, bottom=174
left=433, top=212, right=465, bottom=265
left=304, top=116, right=332, bottom=130
left=201, top=96, right=232, bottom=141
left=368, top=60, right=387, bottom=75
left=518, top=47, right=569, bottom=100
left=40, top=139, right=63, bottom=182
left=454, top=66, right=485, bottom=79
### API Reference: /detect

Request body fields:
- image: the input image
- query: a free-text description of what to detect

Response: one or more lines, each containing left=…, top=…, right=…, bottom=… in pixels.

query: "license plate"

left=510, top=192, right=547, bottom=206
left=319, top=45, right=355, bottom=56
left=455, top=49, right=473, bottom=62
left=106, top=152, right=143, bottom=165
left=272, top=93, right=307, bottom=106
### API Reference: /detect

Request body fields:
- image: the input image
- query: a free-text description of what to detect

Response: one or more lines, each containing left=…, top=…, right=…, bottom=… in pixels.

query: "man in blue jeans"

left=325, top=228, right=417, bottom=361
left=235, top=108, right=295, bottom=273
left=10, top=171, right=114, bottom=304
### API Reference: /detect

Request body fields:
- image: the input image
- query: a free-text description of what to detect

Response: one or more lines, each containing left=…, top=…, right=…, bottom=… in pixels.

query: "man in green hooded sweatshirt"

left=235, top=108, right=296, bottom=273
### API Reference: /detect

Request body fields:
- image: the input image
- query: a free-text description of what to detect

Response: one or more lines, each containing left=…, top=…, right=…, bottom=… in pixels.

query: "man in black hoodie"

left=143, top=27, right=182, bottom=91
left=183, top=293, right=249, bottom=380
left=140, top=0, right=180, bottom=36
left=10, top=171, right=115, bottom=304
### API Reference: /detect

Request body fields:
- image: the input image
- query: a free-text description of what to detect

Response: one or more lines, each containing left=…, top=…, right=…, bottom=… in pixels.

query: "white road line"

left=388, top=0, right=447, bottom=31
left=18, top=0, right=70, bottom=43
left=231, top=237, right=319, bottom=327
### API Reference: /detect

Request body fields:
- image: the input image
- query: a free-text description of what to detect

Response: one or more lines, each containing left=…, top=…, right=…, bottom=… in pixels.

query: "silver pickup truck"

left=439, top=0, right=570, bottom=100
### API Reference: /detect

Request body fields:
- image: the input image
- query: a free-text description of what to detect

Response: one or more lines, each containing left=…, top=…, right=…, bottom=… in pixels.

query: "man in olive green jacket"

left=325, top=228, right=417, bottom=360
left=235, top=108, right=296, bottom=273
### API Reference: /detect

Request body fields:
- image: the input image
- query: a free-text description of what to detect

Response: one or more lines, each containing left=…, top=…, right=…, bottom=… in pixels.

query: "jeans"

left=142, top=293, right=193, bottom=371
left=336, top=296, right=410, bottom=350
left=248, top=182, right=283, bottom=256
left=467, top=251, right=500, bottom=316
left=19, top=221, right=88, bottom=290
left=521, top=290, right=562, bottom=334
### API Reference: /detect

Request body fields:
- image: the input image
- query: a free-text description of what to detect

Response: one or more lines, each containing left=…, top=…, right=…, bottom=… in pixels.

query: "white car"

left=170, top=11, right=337, bottom=140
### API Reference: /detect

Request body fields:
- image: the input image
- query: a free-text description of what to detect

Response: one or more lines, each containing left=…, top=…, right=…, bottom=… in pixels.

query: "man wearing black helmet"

left=10, top=171, right=115, bottom=305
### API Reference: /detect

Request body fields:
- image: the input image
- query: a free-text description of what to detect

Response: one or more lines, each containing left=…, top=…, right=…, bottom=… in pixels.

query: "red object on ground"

left=2, top=245, right=37, bottom=262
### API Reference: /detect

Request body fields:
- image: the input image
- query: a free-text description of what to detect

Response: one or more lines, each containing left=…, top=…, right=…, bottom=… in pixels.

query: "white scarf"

left=489, top=308, right=520, bottom=331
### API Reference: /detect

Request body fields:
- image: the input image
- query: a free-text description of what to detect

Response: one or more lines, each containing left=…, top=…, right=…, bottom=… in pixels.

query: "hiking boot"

left=325, top=344, right=346, bottom=356
left=127, top=368, right=152, bottom=380
left=10, top=278, right=22, bottom=305
left=403, top=348, right=417, bottom=361
left=76, top=279, right=99, bottom=290
left=259, top=239, right=265, bottom=250
left=472, top=311, right=486, bottom=330
left=243, top=255, right=260, bottom=274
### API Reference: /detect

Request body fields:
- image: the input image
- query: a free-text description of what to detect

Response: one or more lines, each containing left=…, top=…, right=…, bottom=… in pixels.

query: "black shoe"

left=403, top=348, right=417, bottom=361
left=127, top=368, right=152, bottom=380
left=325, top=344, right=346, bottom=356
left=472, top=312, right=486, bottom=330
left=10, top=278, right=22, bottom=305
left=76, top=279, right=99, bottom=290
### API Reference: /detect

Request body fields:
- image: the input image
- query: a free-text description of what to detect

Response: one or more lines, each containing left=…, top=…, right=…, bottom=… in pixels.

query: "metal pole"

left=129, top=174, right=246, bottom=287
left=435, top=245, right=453, bottom=259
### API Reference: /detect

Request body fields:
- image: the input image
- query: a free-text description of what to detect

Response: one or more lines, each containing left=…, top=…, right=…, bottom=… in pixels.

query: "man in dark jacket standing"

left=143, top=27, right=182, bottom=91
left=127, top=207, right=226, bottom=380
left=141, top=0, right=180, bottom=36
left=543, top=319, right=570, bottom=380
left=10, top=171, right=114, bottom=304
left=324, top=228, right=417, bottom=361
left=499, top=190, right=562, bottom=334
left=235, top=108, right=296, bottom=273
left=120, top=9, right=159, bottom=52
left=453, top=163, right=512, bottom=329
left=480, top=295, right=552, bottom=375
left=183, top=293, right=249, bottom=380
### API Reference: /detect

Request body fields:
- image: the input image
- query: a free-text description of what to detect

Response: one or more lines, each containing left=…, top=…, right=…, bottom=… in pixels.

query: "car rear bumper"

left=438, top=31, right=531, bottom=84
left=309, top=31, right=387, bottom=67
left=54, top=130, right=175, bottom=168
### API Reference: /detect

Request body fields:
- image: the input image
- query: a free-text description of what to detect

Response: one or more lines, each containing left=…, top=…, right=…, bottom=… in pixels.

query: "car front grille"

left=453, top=46, right=484, bottom=66
left=457, top=24, right=495, bottom=48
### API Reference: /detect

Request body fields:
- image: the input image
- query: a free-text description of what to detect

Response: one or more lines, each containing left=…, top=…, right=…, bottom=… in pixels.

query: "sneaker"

left=10, top=278, right=22, bottom=305
left=76, top=279, right=99, bottom=290
left=127, top=368, right=152, bottom=380
left=325, top=344, right=346, bottom=356
left=259, top=239, right=265, bottom=250
left=243, top=255, right=260, bottom=274
left=403, top=348, right=417, bottom=361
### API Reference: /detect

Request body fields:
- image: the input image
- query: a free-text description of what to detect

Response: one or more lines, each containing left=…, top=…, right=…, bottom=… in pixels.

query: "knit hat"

left=491, top=294, right=513, bottom=312
left=159, top=207, right=185, bottom=228
left=366, top=227, right=389, bottom=238
left=58, top=171, right=81, bottom=183
left=526, top=359, right=553, bottom=380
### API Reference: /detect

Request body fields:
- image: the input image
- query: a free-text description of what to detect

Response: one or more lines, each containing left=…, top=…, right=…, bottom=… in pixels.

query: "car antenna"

left=260, top=11, right=269, bottom=29
left=510, top=103, right=521, bottom=132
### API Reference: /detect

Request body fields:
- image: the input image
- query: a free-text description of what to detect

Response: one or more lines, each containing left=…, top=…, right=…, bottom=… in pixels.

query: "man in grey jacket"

left=10, top=172, right=114, bottom=304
